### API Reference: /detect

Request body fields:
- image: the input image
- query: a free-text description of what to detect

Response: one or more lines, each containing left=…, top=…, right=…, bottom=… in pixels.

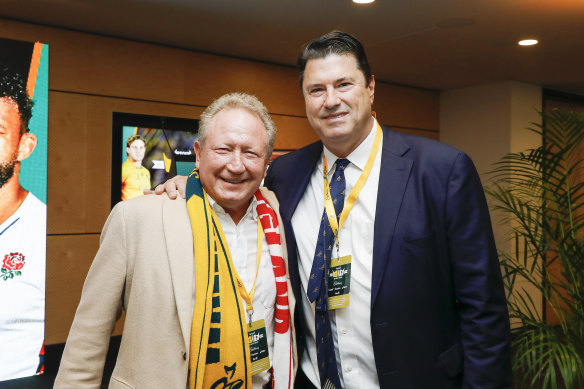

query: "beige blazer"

left=54, top=189, right=297, bottom=389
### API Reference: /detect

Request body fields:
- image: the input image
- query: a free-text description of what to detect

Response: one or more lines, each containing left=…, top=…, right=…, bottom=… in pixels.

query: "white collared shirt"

left=291, top=119, right=382, bottom=388
left=0, top=192, right=46, bottom=381
left=208, top=197, right=277, bottom=389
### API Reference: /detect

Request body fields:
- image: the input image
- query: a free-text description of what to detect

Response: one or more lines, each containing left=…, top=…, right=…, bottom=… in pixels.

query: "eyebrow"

left=305, top=76, right=354, bottom=88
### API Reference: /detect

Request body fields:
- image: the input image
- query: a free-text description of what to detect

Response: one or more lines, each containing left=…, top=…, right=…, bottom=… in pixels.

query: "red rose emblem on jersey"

left=1, top=252, right=25, bottom=280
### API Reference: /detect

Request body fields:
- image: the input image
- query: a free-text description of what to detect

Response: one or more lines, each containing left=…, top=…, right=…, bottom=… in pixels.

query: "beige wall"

left=0, top=18, right=440, bottom=344
left=440, top=81, right=542, bottom=244
left=440, top=81, right=542, bottom=325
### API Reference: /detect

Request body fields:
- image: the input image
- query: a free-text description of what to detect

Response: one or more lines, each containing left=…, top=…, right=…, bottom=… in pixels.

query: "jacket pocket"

left=400, top=229, right=436, bottom=257
left=110, top=376, right=135, bottom=389
left=438, top=342, right=463, bottom=378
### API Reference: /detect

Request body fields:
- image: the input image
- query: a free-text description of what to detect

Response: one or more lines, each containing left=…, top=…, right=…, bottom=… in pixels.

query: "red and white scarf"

left=255, top=191, right=294, bottom=389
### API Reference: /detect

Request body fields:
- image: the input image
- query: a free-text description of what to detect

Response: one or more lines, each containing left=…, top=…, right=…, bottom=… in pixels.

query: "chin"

left=221, top=192, right=249, bottom=205
left=324, top=128, right=354, bottom=142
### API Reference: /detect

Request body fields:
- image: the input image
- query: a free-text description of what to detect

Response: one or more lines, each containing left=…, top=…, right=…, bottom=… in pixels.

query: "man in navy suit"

left=264, top=31, right=511, bottom=388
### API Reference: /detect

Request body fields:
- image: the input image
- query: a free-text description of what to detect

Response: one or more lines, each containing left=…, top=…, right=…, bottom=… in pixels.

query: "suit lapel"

left=162, top=196, right=195, bottom=349
left=371, top=127, right=413, bottom=308
left=277, top=142, right=322, bottom=224
left=275, top=142, right=322, bottom=301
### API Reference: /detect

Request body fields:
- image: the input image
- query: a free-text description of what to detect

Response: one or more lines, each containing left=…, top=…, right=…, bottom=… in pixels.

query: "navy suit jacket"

left=264, top=125, right=511, bottom=389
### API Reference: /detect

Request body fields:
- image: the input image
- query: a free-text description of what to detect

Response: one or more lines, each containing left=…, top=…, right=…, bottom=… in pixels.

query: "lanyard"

left=235, top=218, right=264, bottom=322
left=323, top=122, right=382, bottom=254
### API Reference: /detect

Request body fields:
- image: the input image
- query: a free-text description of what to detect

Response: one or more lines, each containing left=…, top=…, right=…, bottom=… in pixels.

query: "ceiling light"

left=518, top=39, right=538, bottom=46
left=353, top=0, right=375, bottom=3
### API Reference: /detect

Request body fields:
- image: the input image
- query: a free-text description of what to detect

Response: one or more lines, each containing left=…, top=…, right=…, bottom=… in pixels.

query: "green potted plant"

left=487, top=109, right=584, bottom=389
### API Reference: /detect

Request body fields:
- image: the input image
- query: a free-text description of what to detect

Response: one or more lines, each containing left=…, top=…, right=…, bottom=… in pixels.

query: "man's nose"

left=227, top=151, right=245, bottom=173
left=324, top=87, right=341, bottom=109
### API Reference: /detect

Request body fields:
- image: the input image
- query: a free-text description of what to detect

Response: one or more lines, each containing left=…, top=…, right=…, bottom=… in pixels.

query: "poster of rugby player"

left=113, top=115, right=198, bottom=204
left=0, top=37, right=48, bottom=381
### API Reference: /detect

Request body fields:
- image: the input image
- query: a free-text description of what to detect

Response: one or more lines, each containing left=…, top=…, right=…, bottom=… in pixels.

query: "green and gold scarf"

left=187, top=169, right=251, bottom=389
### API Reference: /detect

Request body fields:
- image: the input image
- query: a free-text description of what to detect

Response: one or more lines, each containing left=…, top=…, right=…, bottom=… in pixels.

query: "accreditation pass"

left=248, top=319, right=270, bottom=375
left=327, top=255, right=351, bottom=309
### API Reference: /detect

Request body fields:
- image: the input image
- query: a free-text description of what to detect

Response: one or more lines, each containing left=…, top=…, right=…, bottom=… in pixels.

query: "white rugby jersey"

left=0, top=192, right=46, bottom=381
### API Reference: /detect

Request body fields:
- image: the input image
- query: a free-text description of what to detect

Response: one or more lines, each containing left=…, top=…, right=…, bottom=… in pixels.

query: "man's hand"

left=147, top=175, right=188, bottom=199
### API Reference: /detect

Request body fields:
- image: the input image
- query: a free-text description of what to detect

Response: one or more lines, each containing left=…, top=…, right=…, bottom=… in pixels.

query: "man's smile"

left=222, top=177, right=245, bottom=184
left=323, top=112, right=348, bottom=120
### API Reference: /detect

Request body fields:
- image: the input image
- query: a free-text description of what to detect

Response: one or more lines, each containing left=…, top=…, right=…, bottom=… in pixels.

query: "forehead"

left=209, top=107, right=264, bottom=132
left=303, top=54, right=362, bottom=84
left=129, top=139, right=145, bottom=147
left=204, top=107, right=268, bottom=151
left=0, top=98, right=22, bottom=131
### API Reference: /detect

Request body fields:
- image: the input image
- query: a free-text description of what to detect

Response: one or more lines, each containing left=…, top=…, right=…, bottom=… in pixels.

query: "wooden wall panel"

left=0, top=19, right=187, bottom=102
left=47, top=92, right=90, bottom=234
left=46, top=234, right=124, bottom=344
left=52, top=35, right=187, bottom=103
left=184, top=53, right=305, bottom=116
left=272, top=115, right=319, bottom=149
left=374, top=82, right=439, bottom=130
left=392, top=126, right=440, bottom=140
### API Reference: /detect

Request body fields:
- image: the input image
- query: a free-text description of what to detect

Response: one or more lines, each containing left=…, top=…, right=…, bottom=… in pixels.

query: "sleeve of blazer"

left=445, top=152, right=512, bottom=388
left=54, top=203, right=128, bottom=389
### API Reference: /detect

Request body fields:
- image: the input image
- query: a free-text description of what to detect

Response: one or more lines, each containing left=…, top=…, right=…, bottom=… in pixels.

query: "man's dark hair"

left=0, top=68, right=33, bottom=134
left=297, top=31, right=372, bottom=90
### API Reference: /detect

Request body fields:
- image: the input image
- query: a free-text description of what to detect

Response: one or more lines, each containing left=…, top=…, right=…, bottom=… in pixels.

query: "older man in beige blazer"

left=55, top=93, right=296, bottom=389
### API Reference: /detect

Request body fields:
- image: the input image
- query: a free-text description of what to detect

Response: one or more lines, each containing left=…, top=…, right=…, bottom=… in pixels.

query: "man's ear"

left=368, top=75, right=375, bottom=104
left=17, top=132, right=37, bottom=162
left=262, top=162, right=269, bottom=180
left=194, top=141, right=201, bottom=168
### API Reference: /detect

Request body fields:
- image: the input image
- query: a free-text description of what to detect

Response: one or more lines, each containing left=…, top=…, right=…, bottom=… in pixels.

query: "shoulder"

left=11, top=192, right=46, bottom=238
left=12, top=192, right=46, bottom=225
left=269, top=141, right=322, bottom=171
left=383, top=125, right=459, bottom=155
left=382, top=125, right=470, bottom=170
left=265, top=141, right=322, bottom=189
left=259, top=187, right=279, bottom=208
left=110, top=194, right=186, bottom=225
left=121, top=160, right=132, bottom=175
left=23, top=192, right=46, bottom=212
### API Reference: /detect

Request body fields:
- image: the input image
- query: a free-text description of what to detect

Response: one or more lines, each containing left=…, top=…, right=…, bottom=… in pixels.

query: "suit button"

left=183, top=352, right=187, bottom=360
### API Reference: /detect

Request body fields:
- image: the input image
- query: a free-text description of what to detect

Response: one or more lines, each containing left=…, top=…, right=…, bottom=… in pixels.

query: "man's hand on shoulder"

left=144, top=175, right=188, bottom=199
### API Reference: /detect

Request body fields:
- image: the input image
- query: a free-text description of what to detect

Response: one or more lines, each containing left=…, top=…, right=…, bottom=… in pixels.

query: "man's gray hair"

left=198, top=92, right=277, bottom=159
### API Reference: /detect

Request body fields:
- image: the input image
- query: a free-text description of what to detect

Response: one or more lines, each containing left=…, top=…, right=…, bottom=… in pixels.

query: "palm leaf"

left=487, top=109, right=584, bottom=388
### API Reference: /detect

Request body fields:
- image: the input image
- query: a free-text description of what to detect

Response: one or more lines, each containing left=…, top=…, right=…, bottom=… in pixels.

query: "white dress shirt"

left=208, top=196, right=277, bottom=389
left=291, top=119, right=382, bottom=388
left=0, top=193, right=46, bottom=381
